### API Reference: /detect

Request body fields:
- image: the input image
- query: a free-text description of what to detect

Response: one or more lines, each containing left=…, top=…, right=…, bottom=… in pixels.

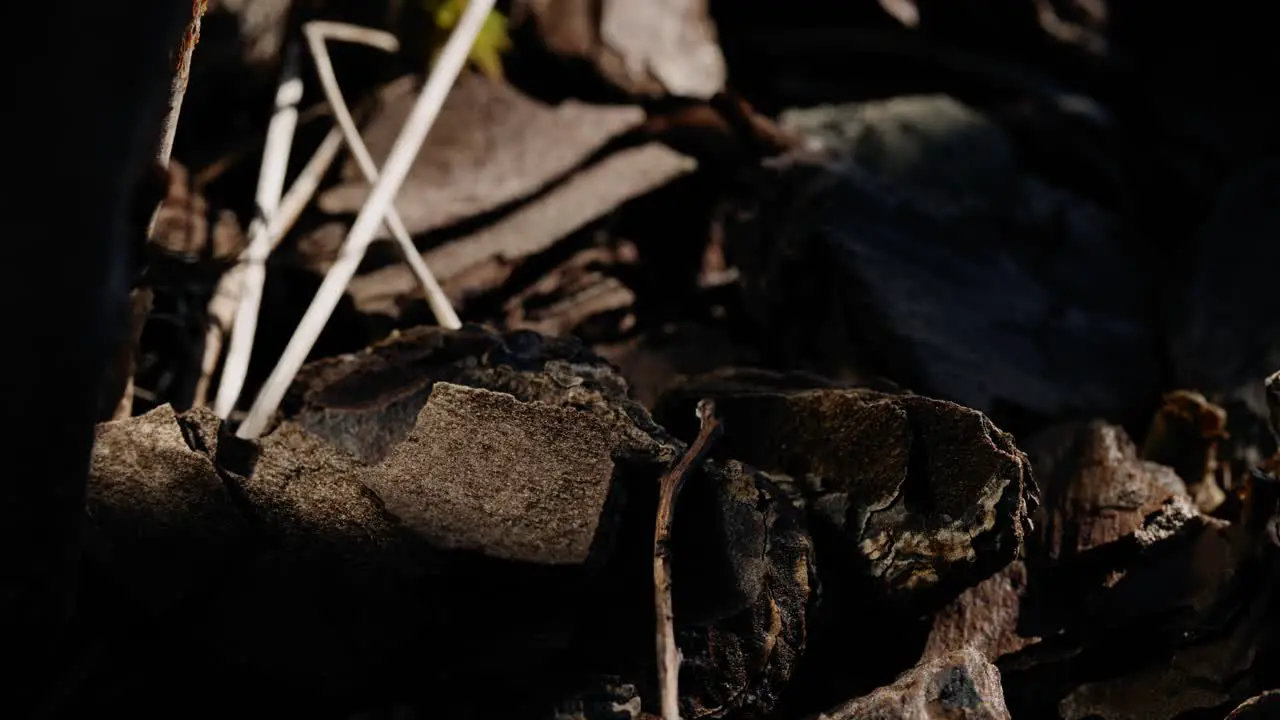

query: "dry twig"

left=303, top=20, right=459, bottom=329
left=110, top=0, right=208, bottom=420
left=192, top=122, right=347, bottom=407
left=654, top=399, right=723, bottom=720
left=154, top=0, right=208, bottom=172
left=1266, top=369, right=1279, bottom=446
left=236, top=0, right=497, bottom=440
left=211, top=41, right=305, bottom=418
left=196, top=30, right=419, bottom=410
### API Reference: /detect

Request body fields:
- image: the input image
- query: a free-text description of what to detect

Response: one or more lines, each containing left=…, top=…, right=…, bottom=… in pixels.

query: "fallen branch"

left=654, top=399, right=723, bottom=720
left=236, top=0, right=497, bottom=440
left=303, top=20, right=460, bottom=330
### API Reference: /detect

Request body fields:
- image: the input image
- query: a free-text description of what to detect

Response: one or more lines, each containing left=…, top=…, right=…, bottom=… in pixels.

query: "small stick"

left=211, top=41, right=305, bottom=418
left=268, top=124, right=346, bottom=243
left=154, top=0, right=208, bottom=175
left=192, top=122, right=346, bottom=408
left=304, top=20, right=460, bottom=330
left=1266, top=369, right=1279, bottom=446
left=654, top=399, right=723, bottom=720
left=111, top=0, right=208, bottom=420
left=236, top=0, right=497, bottom=440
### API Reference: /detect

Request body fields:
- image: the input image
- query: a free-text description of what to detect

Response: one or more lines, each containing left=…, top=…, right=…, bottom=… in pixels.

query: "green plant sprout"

left=423, top=0, right=510, bottom=78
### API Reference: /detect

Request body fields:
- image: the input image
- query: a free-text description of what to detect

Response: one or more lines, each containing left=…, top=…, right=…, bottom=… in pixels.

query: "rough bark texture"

left=656, top=368, right=1037, bottom=609
left=1027, top=421, right=1188, bottom=563
left=995, top=416, right=1278, bottom=718
left=1015, top=421, right=1242, bottom=641
left=924, top=560, right=1039, bottom=662
left=671, top=460, right=815, bottom=719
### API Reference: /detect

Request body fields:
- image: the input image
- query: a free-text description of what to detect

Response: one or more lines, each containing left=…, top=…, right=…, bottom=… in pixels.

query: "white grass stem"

left=236, top=0, right=495, bottom=440
left=212, top=41, right=304, bottom=418
left=192, top=123, right=345, bottom=409
left=304, top=21, right=460, bottom=330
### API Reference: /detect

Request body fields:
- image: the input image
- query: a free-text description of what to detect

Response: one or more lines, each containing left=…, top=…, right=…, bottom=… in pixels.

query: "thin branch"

left=211, top=41, right=305, bottom=418
left=110, top=0, right=207, bottom=421
left=236, top=0, right=497, bottom=440
left=153, top=0, right=208, bottom=176
left=304, top=20, right=460, bottom=330
left=1266, top=369, right=1279, bottom=446
left=654, top=399, right=723, bottom=720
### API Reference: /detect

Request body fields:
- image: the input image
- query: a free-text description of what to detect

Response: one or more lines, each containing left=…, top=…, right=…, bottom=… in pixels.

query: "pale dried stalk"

left=654, top=399, right=722, bottom=720
left=303, top=20, right=459, bottom=329
left=269, top=125, right=347, bottom=242
left=192, top=123, right=346, bottom=408
left=236, top=0, right=497, bottom=440
left=211, top=41, right=305, bottom=418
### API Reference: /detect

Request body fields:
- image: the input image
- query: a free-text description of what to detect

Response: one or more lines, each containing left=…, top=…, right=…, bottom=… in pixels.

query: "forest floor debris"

left=37, top=0, right=1280, bottom=717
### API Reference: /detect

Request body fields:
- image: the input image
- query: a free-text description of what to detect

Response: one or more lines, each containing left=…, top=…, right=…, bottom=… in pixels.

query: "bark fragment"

left=808, top=647, right=1011, bottom=720
left=923, top=560, right=1039, bottom=662
left=285, top=327, right=814, bottom=717
left=1028, top=421, right=1187, bottom=563
left=371, top=382, right=621, bottom=565
left=77, top=326, right=816, bottom=715
left=671, top=460, right=814, bottom=719
left=86, top=405, right=250, bottom=612
left=656, top=368, right=1037, bottom=607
